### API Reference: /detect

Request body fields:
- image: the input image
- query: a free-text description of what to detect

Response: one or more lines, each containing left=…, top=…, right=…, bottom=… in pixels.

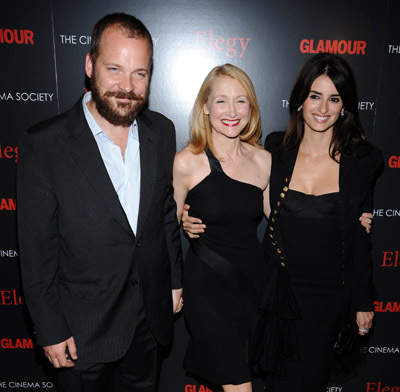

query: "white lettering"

left=60, top=34, right=77, bottom=44
left=0, top=92, right=14, bottom=101
left=388, top=44, right=400, bottom=54
left=358, top=101, right=375, bottom=110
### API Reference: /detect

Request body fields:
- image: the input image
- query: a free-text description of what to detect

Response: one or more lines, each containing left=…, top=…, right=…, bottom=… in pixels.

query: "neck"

left=300, top=129, right=333, bottom=157
left=211, top=132, right=243, bottom=161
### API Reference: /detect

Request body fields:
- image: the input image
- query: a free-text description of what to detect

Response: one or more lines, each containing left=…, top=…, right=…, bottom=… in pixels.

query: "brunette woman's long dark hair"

left=283, top=53, right=365, bottom=160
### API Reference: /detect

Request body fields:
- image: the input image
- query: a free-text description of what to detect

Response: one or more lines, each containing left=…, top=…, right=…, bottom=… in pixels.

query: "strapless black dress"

left=272, top=189, right=344, bottom=391
left=183, top=151, right=265, bottom=385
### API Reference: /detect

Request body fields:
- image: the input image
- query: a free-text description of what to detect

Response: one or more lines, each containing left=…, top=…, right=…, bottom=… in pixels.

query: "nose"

left=118, top=73, right=134, bottom=92
left=319, top=99, right=328, bottom=114
left=227, top=101, right=237, bottom=117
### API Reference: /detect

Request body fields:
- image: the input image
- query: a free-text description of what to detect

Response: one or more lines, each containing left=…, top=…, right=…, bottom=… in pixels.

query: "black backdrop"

left=1, top=1, right=399, bottom=391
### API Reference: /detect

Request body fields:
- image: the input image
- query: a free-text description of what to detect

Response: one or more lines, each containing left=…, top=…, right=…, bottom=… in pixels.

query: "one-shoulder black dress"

left=183, top=151, right=265, bottom=385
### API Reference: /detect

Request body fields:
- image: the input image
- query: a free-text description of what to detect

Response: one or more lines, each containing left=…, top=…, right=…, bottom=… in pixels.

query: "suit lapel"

left=65, top=98, right=134, bottom=237
left=136, top=112, right=157, bottom=239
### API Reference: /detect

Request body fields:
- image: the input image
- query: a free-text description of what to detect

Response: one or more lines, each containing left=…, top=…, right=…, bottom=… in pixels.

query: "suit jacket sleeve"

left=17, top=129, right=72, bottom=346
left=351, top=147, right=384, bottom=311
left=163, top=122, right=183, bottom=289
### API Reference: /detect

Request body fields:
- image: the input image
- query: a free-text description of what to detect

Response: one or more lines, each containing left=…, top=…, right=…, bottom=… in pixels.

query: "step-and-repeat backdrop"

left=1, top=0, right=399, bottom=391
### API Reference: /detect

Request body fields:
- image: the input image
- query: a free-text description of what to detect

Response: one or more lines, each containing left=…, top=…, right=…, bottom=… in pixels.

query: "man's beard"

left=90, top=71, right=149, bottom=127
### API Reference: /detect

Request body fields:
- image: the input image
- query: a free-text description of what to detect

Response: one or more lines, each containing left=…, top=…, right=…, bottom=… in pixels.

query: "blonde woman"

left=173, top=64, right=270, bottom=392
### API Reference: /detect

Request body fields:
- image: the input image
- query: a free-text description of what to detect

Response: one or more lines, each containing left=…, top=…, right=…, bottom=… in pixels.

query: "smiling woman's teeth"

left=221, top=119, right=240, bottom=126
left=313, top=115, right=328, bottom=121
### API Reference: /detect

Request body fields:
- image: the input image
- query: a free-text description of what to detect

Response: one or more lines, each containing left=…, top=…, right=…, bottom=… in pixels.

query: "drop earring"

left=297, top=106, right=302, bottom=112
left=341, top=108, right=345, bottom=116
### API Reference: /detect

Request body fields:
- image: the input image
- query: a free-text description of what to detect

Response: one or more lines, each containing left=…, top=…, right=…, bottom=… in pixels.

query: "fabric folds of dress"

left=251, top=256, right=301, bottom=377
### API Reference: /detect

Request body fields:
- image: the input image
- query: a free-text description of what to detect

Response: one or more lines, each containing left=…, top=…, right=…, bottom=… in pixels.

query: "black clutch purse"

left=332, top=322, right=360, bottom=355
left=330, top=321, right=368, bottom=383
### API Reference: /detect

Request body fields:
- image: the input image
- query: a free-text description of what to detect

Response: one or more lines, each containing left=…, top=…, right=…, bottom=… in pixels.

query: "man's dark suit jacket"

left=263, top=131, right=383, bottom=325
left=17, top=98, right=183, bottom=364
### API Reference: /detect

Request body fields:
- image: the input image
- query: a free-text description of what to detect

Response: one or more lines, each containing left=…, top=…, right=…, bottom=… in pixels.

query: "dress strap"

left=205, top=149, right=223, bottom=173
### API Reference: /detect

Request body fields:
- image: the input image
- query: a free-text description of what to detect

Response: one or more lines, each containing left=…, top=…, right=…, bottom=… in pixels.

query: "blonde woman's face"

left=203, top=76, right=250, bottom=139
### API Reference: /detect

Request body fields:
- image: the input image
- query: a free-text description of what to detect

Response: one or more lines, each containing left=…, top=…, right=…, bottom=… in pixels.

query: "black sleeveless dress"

left=272, top=189, right=344, bottom=391
left=183, top=151, right=265, bottom=385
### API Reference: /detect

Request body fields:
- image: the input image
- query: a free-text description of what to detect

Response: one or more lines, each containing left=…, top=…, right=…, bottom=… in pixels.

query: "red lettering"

left=0, top=291, right=12, bottom=305
left=0, top=29, right=34, bottom=44
left=0, top=338, right=33, bottom=349
left=3, top=146, right=13, bottom=158
left=338, top=40, right=347, bottom=54
left=347, top=40, right=357, bottom=55
left=0, top=290, right=22, bottom=305
left=388, top=156, right=400, bottom=168
left=358, top=40, right=367, bottom=54
left=309, top=39, right=316, bottom=53
left=325, top=40, right=338, bottom=53
left=215, top=37, right=224, bottom=51
left=382, top=251, right=399, bottom=267
left=299, top=39, right=366, bottom=55
left=366, top=382, right=376, bottom=391
left=393, top=303, right=400, bottom=312
left=0, top=198, right=16, bottom=210
left=316, top=40, right=325, bottom=52
left=24, top=30, right=34, bottom=44
left=382, top=387, right=389, bottom=392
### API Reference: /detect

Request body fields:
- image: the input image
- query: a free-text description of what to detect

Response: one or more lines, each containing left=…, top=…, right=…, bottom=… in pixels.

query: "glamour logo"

left=381, top=251, right=399, bottom=267
left=196, top=30, right=251, bottom=58
left=374, top=301, right=400, bottom=312
left=388, top=156, right=400, bottom=168
left=185, top=385, right=214, bottom=392
left=362, top=346, right=400, bottom=354
left=374, top=209, right=400, bottom=217
left=300, top=39, right=366, bottom=55
left=366, top=382, right=400, bottom=392
left=0, top=29, right=34, bottom=44
left=0, top=143, right=18, bottom=163
left=0, top=92, right=54, bottom=102
left=0, top=290, right=22, bottom=305
left=0, top=338, right=33, bottom=349
left=0, top=198, right=16, bottom=211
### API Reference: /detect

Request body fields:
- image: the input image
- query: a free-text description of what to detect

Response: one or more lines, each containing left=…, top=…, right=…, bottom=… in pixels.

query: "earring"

left=341, top=108, right=345, bottom=116
left=297, top=106, right=302, bottom=112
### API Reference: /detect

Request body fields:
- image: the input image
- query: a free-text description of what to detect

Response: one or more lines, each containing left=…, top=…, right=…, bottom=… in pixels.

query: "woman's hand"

left=359, top=212, right=373, bottom=233
left=356, top=311, right=374, bottom=336
left=182, top=204, right=206, bottom=238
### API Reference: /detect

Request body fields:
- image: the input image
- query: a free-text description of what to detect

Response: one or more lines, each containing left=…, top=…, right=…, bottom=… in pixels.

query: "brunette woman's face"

left=301, top=74, right=343, bottom=135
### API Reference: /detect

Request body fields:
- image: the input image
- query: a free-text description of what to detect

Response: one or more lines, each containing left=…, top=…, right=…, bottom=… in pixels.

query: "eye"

left=330, top=97, right=341, bottom=103
left=108, top=67, right=118, bottom=72
left=216, top=100, right=226, bottom=104
left=134, top=71, right=148, bottom=79
left=237, top=99, right=247, bottom=104
left=309, top=94, right=320, bottom=100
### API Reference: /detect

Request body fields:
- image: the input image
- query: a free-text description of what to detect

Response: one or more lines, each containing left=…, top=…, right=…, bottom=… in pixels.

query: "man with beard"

left=17, top=13, right=183, bottom=392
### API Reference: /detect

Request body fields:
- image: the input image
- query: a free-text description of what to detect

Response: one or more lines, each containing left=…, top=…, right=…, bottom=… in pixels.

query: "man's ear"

left=85, top=53, right=93, bottom=79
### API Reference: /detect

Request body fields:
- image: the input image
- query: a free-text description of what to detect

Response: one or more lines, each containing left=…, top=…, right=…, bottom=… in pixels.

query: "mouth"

left=221, top=119, right=240, bottom=127
left=313, top=114, right=329, bottom=122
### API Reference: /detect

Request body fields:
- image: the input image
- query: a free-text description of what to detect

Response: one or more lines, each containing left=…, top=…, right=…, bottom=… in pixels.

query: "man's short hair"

left=90, top=13, right=153, bottom=63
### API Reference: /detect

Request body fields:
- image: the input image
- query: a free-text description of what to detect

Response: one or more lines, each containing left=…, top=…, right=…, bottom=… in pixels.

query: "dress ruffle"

left=251, top=258, right=301, bottom=377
